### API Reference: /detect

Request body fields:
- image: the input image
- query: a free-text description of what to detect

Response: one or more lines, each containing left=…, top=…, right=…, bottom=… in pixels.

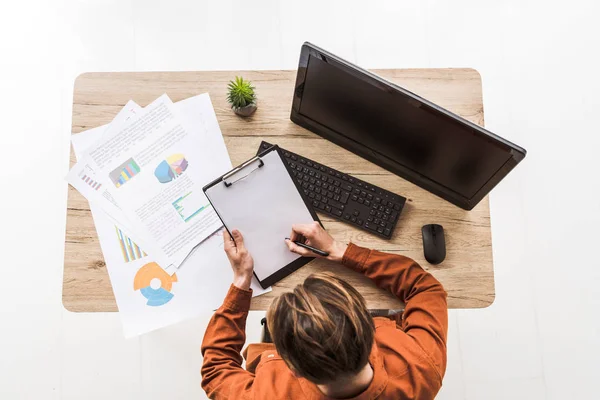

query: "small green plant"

left=226, top=76, right=256, bottom=108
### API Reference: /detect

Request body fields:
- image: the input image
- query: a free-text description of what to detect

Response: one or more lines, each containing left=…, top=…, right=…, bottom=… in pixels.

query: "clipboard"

left=203, top=145, right=321, bottom=289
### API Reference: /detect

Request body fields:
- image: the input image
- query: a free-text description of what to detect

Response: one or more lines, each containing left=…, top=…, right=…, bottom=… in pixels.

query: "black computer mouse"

left=422, top=224, right=446, bottom=264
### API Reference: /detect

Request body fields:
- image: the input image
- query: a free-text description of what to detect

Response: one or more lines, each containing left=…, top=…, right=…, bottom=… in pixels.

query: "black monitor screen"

left=298, top=56, right=512, bottom=199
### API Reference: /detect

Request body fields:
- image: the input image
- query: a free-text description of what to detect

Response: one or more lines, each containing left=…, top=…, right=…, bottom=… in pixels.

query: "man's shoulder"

left=373, top=317, right=441, bottom=381
left=252, top=350, right=306, bottom=399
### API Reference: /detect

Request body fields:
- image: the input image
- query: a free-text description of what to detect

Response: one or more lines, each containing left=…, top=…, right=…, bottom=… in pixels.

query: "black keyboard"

left=258, top=141, right=406, bottom=239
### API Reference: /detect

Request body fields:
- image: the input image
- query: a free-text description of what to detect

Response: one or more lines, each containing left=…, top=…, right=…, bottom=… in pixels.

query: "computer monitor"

left=290, top=42, right=526, bottom=210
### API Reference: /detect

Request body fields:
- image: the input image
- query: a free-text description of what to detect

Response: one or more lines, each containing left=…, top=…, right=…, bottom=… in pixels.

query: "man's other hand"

left=224, top=229, right=254, bottom=290
left=285, top=222, right=348, bottom=263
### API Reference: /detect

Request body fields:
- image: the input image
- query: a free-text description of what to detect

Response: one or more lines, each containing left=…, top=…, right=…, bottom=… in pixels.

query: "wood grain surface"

left=64, top=69, right=493, bottom=312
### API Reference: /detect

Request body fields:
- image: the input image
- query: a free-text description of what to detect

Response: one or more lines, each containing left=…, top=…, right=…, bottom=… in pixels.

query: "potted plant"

left=226, top=76, right=257, bottom=117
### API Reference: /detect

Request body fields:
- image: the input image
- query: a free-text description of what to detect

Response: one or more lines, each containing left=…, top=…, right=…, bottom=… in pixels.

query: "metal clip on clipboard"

left=222, top=155, right=264, bottom=187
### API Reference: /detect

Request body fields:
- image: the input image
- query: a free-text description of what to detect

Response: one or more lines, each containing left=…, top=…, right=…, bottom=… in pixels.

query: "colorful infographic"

left=115, top=227, right=146, bottom=262
left=133, top=262, right=178, bottom=307
left=154, top=154, right=189, bottom=183
left=109, top=158, right=141, bottom=188
left=172, top=191, right=210, bottom=222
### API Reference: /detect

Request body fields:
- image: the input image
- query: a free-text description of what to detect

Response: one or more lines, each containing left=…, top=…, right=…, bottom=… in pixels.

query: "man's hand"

left=285, top=221, right=348, bottom=262
left=223, top=229, right=254, bottom=290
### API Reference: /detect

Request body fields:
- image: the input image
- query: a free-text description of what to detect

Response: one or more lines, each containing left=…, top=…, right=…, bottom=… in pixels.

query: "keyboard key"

left=382, top=199, right=388, bottom=206
left=318, top=202, right=325, bottom=209
left=351, top=216, right=357, bottom=222
left=303, top=167, right=309, bottom=173
left=383, top=214, right=389, bottom=221
left=315, top=173, right=321, bottom=179
left=358, top=182, right=363, bottom=187
left=308, top=185, right=314, bottom=190
left=349, top=178, right=355, bottom=183
left=394, top=203, right=401, bottom=211
left=328, top=178, right=334, bottom=184
left=358, top=198, right=364, bottom=204
left=351, top=195, right=358, bottom=201
left=325, top=205, right=331, bottom=212
left=327, top=192, right=333, bottom=199
left=380, top=221, right=386, bottom=227
left=328, top=184, right=335, bottom=191
left=377, top=227, right=384, bottom=234
left=357, top=218, right=364, bottom=225
left=342, top=175, right=348, bottom=181
left=309, top=178, right=315, bottom=184
left=365, top=200, right=371, bottom=207
left=367, top=216, right=373, bottom=222
left=320, top=166, right=325, bottom=172
left=334, top=195, right=340, bottom=201
left=333, top=208, right=343, bottom=217
left=375, top=218, right=380, bottom=224
left=385, top=208, right=391, bottom=214
left=297, top=173, right=303, bottom=179
left=353, top=188, right=360, bottom=195
left=344, top=213, right=351, bottom=220
left=365, top=222, right=377, bottom=231
left=312, top=200, right=319, bottom=207
left=307, top=161, right=313, bottom=167
left=300, top=158, right=306, bottom=164
left=328, top=199, right=345, bottom=210
left=322, top=175, right=328, bottom=181
left=316, top=194, right=321, bottom=201
left=367, top=194, right=373, bottom=200
left=304, top=176, right=309, bottom=181
left=302, top=182, right=308, bottom=188
left=322, top=198, right=329, bottom=204
left=284, top=152, right=290, bottom=157
left=376, top=212, right=382, bottom=218
left=334, top=180, right=340, bottom=187
left=369, top=209, right=375, bottom=216
left=309, top=192, right=315, bottom=199
left=375, top=197, right=381, bottom=203
left=379, top=205, right=385, bottom=211
left=334, top=188, right=340, bottom=194
left=291, top=155, right=297, bottom=161
left=343, top=184, right=352, bottom=191
left=384, top=228, right=391, bottom=236
left=361, top=191, right=367, bottom=197
left=309, top=171, right=315, bottom=177
left=316, top=181, right=322, bottom=187
left=353, top=210, right=360, bottom=217
left=315, top=188, right=321, bottom=194
left=341, top=191, right=350, bottom=203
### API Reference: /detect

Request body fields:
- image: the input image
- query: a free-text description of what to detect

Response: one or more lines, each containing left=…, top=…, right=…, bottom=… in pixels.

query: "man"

left=201, top=222, right=448, bottom=399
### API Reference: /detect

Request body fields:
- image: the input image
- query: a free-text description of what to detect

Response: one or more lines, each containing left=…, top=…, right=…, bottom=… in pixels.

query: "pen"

left=285, top=238, right=330, bottom=257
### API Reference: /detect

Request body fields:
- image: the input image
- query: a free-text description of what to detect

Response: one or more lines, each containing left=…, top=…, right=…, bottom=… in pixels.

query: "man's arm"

left=201, top=229, right=256, bottom=399
left=201, top=285, right=254, bottom=399
left=285, top=223, right=448, bottom=378
left=342, top=243, right=448, bottom=377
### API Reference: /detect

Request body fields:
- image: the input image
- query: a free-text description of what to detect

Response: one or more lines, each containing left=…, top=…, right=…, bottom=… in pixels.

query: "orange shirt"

left=201, top=243, right=448, bottom=399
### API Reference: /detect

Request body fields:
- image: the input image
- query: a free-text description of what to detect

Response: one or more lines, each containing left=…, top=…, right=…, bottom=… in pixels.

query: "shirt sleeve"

left=342, top=243, right=448, bottom=377
left=201, top=284, right=255, bottom=399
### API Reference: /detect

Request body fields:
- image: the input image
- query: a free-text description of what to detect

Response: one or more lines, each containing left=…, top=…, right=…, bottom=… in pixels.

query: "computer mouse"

left=422, top=224, right=446, bottom=264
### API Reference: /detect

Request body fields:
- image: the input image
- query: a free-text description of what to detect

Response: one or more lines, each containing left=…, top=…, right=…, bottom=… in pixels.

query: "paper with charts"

left=68, top=94, right=229, bottom=273
left=70, top=97, right=270, bottom=337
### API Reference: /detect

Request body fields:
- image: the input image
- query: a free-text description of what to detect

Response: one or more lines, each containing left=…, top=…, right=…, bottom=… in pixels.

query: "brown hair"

left=266, top=272, right=375, bottom=384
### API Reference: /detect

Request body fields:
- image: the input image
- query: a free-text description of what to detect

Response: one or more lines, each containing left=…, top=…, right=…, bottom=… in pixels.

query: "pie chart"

left=133, top=262, right=178, bottom=307
left=154, top=154, right=189, bottom=184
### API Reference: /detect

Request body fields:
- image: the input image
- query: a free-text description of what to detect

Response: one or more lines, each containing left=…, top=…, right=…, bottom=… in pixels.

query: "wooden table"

left=64, top=69, right=493, bottom=312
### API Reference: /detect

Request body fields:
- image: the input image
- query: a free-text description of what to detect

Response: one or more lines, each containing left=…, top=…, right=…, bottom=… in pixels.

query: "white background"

left=1, top=1, right=598, bottom=399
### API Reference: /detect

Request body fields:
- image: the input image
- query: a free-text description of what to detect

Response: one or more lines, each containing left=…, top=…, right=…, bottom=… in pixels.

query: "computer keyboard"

left=258, top=141, right=406, bottom=239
